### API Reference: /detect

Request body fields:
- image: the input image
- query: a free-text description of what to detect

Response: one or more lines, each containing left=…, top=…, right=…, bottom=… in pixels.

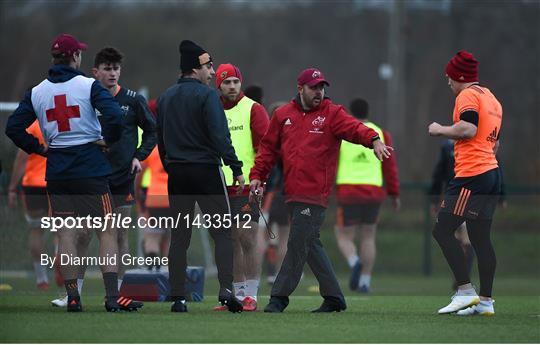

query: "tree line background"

left=1, top=0, right=539, bottom=184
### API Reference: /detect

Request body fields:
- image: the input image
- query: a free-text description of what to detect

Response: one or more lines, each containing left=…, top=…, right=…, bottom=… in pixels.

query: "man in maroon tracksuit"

left=249, top=68, right=393, bottom=313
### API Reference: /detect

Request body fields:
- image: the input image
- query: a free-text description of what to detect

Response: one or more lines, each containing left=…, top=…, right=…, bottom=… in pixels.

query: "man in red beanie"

left=250, top=68, right=392, bottom=313
left=213, top=63, right=269, bottom=311
left=429, top=50, right=503, bottom=316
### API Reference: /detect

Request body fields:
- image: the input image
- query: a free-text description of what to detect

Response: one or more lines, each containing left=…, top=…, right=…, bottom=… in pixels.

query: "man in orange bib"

left=428, top=50, right=502, bottom=316
left=8, top=120, right=50, bottom=290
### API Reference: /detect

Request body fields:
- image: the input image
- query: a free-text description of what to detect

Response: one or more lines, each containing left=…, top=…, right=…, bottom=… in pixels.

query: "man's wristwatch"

left=371, top=135, right=380, bottom=143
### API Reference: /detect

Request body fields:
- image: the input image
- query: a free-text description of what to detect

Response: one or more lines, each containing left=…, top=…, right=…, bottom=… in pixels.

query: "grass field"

left=1, top=274, right=539, bottom=343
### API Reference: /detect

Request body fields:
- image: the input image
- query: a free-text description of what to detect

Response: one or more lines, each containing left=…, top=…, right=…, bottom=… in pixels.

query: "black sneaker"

left=349, top=261, right=362, bottom=291
left=218, top=296, right=243, bottom=313
left=105, top=297, right=143, bottom=312
left=311, top=297, right=346, bottom=313
left=117, top=297, right=143, bottom=311
left=264, top=296, right=288, bottom=313
left=171, top=299, right=188, bottom=312
left=263, top=302, right=284, bottom=313
left=67, top=296, right=82, bottom=312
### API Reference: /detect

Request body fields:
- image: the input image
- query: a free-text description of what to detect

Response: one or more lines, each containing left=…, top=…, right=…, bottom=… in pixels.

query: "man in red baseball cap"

left=428, top=50, right=503, bottom=316
left=50, top=33, right=88, bottom=60
left=5, top=33, right=144, bottom=312
left=250, top=67, right=393, bottom=313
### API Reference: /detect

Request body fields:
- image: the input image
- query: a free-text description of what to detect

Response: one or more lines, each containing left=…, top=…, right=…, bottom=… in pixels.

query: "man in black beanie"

left=156, top=40, right=244, bottom=313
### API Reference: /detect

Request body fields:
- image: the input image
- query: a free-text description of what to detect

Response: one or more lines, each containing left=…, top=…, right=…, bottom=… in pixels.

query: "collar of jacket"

left=47, top=64, right=85, bottom=83
left=177, top=77, right=203, bottom=85
left=221, top=91, right=245, bottom=110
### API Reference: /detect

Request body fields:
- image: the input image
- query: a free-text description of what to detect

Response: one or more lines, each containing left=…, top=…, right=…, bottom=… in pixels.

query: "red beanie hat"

left=215, top=63, right=243, bottom=88
left=445, top=50, right=479, bottom=82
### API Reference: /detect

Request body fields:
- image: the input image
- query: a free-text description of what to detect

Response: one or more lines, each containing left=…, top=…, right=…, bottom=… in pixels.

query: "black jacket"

left=99, top=86, right=157, bottom=187
left=156, top=77, right=242, bottom=178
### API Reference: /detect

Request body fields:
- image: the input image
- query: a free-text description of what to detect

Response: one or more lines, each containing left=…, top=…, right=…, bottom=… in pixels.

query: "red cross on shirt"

left=46, top=94, right=80, bottom=132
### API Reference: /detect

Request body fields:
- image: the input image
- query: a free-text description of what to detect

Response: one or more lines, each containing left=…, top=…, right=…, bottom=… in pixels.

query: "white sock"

left=33, top=262, right=48, bottom=284
left=233, top=281, right=246, bottom=301
left=479, top=299, right=493, bottom=306
left=118, top=279, right=123, bottom=290
left=245, top=279, right=260, bottom=301
left=77, top=278, right=84, bottom=294
left=457, top=287, right=477, bottom=296
left=359, top=274, right=371, bottom=288
left=347, top=255, right=359, bottom=269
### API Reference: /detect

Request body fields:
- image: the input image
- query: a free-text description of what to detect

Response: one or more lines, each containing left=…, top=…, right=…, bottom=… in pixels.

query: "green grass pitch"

left=1, top=274, right=538, bottom=343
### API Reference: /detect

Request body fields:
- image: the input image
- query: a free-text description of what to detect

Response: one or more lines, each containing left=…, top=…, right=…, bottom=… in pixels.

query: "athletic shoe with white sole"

left=438, top=293, right=480, bottom=314
left=51, top=294, right=68, bottom=307
left=456, top=301, right=495, bottom=316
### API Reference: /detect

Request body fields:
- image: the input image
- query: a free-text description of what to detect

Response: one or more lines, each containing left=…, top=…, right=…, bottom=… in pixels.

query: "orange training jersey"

left=22, top=121, right=46, bottom=187
left=145, top=147, right=169, bottom=208
left=453, top=85, right=502, bottom=177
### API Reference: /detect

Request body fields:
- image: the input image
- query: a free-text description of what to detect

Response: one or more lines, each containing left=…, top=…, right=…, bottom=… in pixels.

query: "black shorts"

left=110, top=178, right=136, bottom=208
left=336, top=203, right=381, bottom=226
left=268, top=192, right=288, bottom=226
left=22, top=186, right=48, bottom=214
left=46, top=177, right=113, bottom=219
left=440, top=168, right=501, bottom=220
left=229, top=195, right=260, bottom=223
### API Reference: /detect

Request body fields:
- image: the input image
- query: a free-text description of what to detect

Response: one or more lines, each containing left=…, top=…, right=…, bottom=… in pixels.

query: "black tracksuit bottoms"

left=167, top=163, right=233, bottom=300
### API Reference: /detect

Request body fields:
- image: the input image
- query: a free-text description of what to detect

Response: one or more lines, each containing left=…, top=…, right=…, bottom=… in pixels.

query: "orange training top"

left=453, top=85, right=502, bottom=177
left=22, top=121, right=46, bottom=187
left=145, top=147, right=169, bottom=208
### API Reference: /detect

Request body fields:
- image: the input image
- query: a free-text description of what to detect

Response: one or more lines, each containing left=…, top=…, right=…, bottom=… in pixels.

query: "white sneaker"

left=51, top=295, right=68, bottom=307
left=457, top=301, right=495, bottom=316
left=438, top=293, right=480, bottom=314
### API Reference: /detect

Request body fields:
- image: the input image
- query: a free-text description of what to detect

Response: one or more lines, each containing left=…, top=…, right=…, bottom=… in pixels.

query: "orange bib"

left=452, top=85, right=502, bottom=177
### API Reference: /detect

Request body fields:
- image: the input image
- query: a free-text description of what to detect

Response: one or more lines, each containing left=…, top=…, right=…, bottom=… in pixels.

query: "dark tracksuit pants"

left=167, top=163, right=233, bottom=300
left=270, top=202, right=345, bottom=308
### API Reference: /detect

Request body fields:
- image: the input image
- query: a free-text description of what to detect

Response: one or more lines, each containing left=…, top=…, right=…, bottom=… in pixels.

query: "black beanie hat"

left=179, top=40, right=211, bottom=72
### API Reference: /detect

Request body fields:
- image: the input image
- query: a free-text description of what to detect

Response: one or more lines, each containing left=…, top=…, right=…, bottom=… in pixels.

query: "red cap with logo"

left=51, top=34, right=88, bottom=57
left=215, top=63, right=243, bottom=88
left=297, top=68, right=330, bottom=87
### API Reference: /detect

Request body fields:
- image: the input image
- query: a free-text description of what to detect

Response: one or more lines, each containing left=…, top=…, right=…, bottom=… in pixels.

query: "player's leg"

left=228, top=197, right=247, bottom=303
left=232, top=227, right=246, bottom=301
left=276, top=224, right=290, bottom=273
left=23, top=187, right=50, bottom=290
left=305, top=205, right=346, bottom=313
left=267, top=203, right=320, bottom=312
left=358, top=223, right=376, bottom=292
left=237, top=199, right=261, bottom=310
left=167, top=164, right=196, bottom=312
left=454, top=223, right=475, bottom=289
left=457, top=168, right=500, bottom=316
left=110, top=180, right=136, bottom=288
left=334, top=205, right=362, bottom=291
left=356, top=203, right=381, bottom=293
left=115, top=205, right=132, bottom=288
left=47, top=180, right=83, bottom=311
left=77, top=177, right=142, bottom=312
left=196, top=167, right=241, bottom=313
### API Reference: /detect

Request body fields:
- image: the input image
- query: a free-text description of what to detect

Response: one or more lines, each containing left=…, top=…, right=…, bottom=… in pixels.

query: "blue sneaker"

left=348, top=261, right=362, bottom=291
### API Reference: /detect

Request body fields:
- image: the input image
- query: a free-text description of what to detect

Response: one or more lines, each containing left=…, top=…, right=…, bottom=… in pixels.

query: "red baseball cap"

left=51, top=34, right=88, bottom=56
left=297, top=68, right=329, bottom=87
